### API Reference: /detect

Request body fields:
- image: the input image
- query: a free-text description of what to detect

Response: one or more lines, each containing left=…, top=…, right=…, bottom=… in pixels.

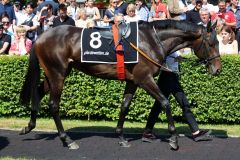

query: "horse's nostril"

left=215, top=69, right=221, bottom=75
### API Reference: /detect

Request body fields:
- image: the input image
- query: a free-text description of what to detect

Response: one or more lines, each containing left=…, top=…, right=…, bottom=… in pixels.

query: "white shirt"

left=178, top=0, right=186, bottom=20
left=124, top=15, right=140, bottom=23
left=15, top=10, right=25, bottom=25
left=219, top=40, right=238, bottom=55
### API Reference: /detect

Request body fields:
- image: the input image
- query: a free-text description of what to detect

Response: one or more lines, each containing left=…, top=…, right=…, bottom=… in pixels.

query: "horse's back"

left=35, top=26, right=83, bottom=61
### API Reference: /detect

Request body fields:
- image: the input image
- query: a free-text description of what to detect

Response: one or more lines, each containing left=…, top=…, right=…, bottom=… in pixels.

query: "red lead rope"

left=112, top=24, right=125, bottom=80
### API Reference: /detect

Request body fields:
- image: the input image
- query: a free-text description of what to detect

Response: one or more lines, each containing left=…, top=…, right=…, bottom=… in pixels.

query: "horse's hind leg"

left=166, top=105, right=179, bottom=150
left=20, top=80, right=49, bottom=135
left=139, top=77, right=178, bottom=150
left=48, top=75, right=79, bottom=150
left=116, top=81, right=137, bottom=147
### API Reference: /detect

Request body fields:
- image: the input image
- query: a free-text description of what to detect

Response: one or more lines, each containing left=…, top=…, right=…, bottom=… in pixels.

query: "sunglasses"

left=2, top=21, right=10, bottom=25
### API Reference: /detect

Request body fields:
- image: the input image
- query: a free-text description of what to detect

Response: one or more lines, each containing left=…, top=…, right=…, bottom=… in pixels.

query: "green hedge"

left=0, top=55, right=240, bottom=124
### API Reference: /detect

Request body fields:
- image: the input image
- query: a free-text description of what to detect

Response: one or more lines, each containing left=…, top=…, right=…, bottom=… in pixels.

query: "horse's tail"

left=20, top=46, right=40, bottom=111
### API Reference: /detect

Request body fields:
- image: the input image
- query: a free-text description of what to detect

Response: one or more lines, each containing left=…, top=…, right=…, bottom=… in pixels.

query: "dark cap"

left=196, top=0, right=203, bottom=3
left=14, top=1, right=21, bottom=5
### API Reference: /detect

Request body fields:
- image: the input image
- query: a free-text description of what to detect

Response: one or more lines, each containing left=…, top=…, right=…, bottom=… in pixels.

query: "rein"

left=122, top=26, right=172, bottom=72
left=128, top=41, right=172, bottom=72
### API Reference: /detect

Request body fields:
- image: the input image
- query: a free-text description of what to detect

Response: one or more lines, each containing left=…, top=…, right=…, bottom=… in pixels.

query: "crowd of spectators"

left=0, top=0, right=240, bottom=55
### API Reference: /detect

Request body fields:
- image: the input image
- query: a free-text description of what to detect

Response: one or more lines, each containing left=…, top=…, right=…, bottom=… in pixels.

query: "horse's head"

left=193, top=21, right=222, bottom=75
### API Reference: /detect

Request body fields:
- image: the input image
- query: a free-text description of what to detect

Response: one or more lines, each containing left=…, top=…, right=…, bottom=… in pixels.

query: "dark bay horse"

left=20, top=20, right=221, bottom=150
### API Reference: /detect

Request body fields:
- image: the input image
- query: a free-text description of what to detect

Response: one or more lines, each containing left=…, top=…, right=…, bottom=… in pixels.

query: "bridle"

left=195, top=28, right=220, bottom=66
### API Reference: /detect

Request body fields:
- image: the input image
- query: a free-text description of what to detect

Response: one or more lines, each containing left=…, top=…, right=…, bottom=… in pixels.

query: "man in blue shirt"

left=115, top=0, right=128, bottom=16
left=38, top=0, right=59, bottom=16
left=0, top=0, right=16, bottom=25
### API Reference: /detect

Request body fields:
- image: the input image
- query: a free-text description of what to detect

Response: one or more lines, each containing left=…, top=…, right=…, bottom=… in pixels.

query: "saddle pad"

left=81, top=22, right=138, bottom=64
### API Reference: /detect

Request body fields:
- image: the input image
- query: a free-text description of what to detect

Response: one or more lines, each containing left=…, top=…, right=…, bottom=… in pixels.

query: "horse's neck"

left=162, top=31, right=196, bottom=54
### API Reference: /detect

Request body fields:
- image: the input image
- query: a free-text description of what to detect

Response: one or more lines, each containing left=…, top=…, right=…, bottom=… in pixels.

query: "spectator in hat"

left=14, top=1, right=25, bottom=25
left=0, top=22, right=11, bottom=54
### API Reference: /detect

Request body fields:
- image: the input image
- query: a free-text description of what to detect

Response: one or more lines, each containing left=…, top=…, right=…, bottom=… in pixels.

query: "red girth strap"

left=112, top=24, right=125, bottom=80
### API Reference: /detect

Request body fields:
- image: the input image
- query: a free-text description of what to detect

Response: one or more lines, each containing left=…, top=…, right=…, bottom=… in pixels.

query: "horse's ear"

left=206, top=20, right=212, bottom=32
left=211, top=20, right=217, bottom=30
left=207, top=20, right=217, bottom=32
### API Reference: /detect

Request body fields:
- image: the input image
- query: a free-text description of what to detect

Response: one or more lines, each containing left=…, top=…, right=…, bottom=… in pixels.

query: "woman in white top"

left=218, top=25, right=238, bottom=55
left=67, top=0, right=81, bottom=21
left=85, top=0, right=101, bottom=21
left=75, top=8, right=91, bottom=28
left=124, top=3, right=141, bottom=23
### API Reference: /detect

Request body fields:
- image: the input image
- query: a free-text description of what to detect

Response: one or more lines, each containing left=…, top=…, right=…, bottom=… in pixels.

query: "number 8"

left=90, top=32, right=102, bottom=49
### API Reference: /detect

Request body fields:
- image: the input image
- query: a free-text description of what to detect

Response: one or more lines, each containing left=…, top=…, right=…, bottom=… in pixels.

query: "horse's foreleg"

left=48, top=77, right=79, bottom=150
left=20, top=80, right=49, bottom=135
left=116, top=81, right=137, bottom=147
left=139, top=76, right=178, bottom=150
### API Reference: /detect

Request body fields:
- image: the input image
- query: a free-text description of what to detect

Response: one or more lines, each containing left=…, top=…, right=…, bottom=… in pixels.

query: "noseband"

left=195, top=29, right=220, bottom=66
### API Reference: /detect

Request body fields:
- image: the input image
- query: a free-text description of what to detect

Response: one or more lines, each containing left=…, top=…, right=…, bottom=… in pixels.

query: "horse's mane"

left=139, top=20, right=203, bottom=33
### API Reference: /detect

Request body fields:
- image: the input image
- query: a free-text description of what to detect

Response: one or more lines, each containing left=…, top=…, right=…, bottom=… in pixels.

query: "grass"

left=0, top=117, right=239, bottom=137
left=0, top=157, right=29, bottom=160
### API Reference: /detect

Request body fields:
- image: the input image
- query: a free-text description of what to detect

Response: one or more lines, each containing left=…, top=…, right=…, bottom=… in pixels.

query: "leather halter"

left=195, top=28, right=220, bottom=65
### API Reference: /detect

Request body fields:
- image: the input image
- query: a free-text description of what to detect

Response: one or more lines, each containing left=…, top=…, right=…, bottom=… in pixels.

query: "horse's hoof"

left=68, top=141, right=79, bottom=150
left=119, top=140, right=131, bottom=148
left=169, top=141, right=179, bottom=151
left=19, top=127, right=29, bottom=135
left=168, top=137, right=179, bottom=151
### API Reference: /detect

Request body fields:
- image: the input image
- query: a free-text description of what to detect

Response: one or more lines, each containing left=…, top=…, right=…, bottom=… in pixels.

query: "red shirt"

left=213, top=11, right=236, bottom=23
left=152, top=3, right=168, bottom=18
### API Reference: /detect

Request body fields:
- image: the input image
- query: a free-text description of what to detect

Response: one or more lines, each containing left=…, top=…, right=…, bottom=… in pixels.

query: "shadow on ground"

left=19, top=125, right=228, bottom=144
left=65, top=126, right=228, bottom=140
left=0, top=136, right=9, bottom=151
